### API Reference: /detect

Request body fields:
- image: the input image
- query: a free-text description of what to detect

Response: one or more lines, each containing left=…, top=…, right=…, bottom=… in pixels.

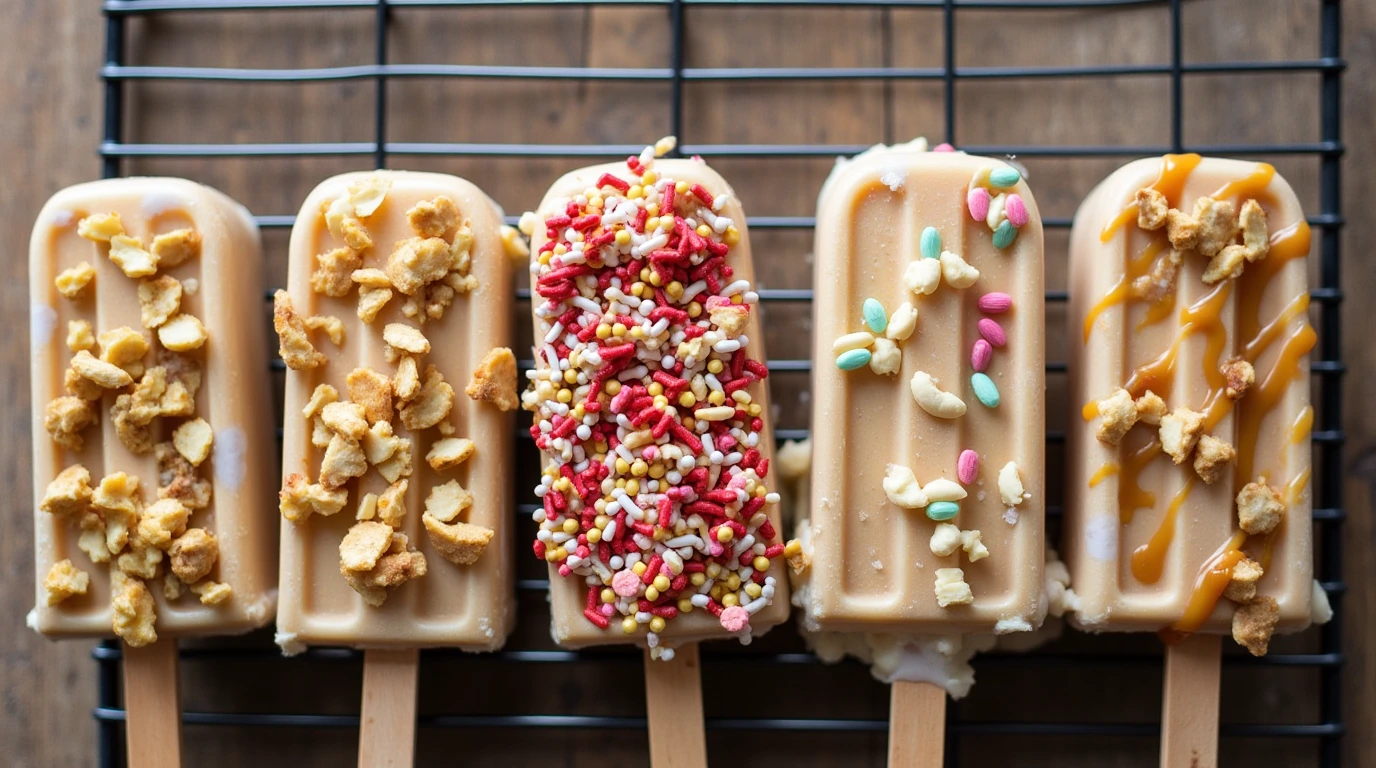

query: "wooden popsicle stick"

left=644, top=643, right=707, bottom=768
left=358, top=648, right=420, bottom=768
left=1160, top=634, right=1222, bottom=768
left=888, top=681, right=946, bottom=768
left=122, top=640, right=182, bottom=768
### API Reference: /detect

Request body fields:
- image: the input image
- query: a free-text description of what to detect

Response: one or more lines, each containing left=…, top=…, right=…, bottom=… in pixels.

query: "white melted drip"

left=213, top=426, right=248, bottom=491
left=31, top=304, right=56, bottom=348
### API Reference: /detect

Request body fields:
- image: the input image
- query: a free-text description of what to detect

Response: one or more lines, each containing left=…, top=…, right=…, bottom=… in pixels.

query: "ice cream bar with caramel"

left=795, top=140, right=1047, bottom=637
left=522, top=146, right=790, bottom=656
left=274, top=171, right=518, bottom=653
left=1064, top=155, right=1315, bottom=655
left=30, top=177, right=276, bottom=645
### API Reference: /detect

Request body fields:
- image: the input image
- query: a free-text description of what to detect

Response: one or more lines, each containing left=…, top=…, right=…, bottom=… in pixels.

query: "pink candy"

left=977, top=292, right=1012, bottom=314
left=957, top=450, right=980, bottom=485
left=978, top=318, right=1007, bottom=347
left=1005, top=193, right=1029, bottom=228
left=934, top=143, right=955, bottom=152
left=971, top=339, right=993, bottom=371
left=967, top=186, right=991, bottom=222
left=612, top=569, right=642, bottom=597
left=719, top=605, right=751, bottom=633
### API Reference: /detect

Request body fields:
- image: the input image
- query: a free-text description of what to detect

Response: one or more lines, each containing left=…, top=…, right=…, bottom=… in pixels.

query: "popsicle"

left=794, top=140, right=1046, bottom=766
left=30, top=177, right=277, bottom=767
left=521, top=140, right=789, bottom=766
left=273, top=171, right=519, bottom=765
left=1064, top=155, right=1317, bottom=767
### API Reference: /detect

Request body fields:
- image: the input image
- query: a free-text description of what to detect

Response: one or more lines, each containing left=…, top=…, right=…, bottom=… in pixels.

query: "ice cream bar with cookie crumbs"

left=522, top=149, right=790, bottom=656
left=1064, top=155, right=1317, bottom=655
left=795, top=140, right=1046, bottom=637
left=30, top=177, right=276, bottom=644
left=274, top=171, right=518, bottom=653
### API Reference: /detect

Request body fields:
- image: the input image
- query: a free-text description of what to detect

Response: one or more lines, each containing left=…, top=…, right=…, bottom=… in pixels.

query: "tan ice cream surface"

left=275, top=171, right=515, bottom=652
left=30, top=177, right=276, bottom=639
left=528, top=158, right=789, bottom=649
left=800, top=144, right=1047, bottom=636
left=1065, top=156, right=1313, bottom=637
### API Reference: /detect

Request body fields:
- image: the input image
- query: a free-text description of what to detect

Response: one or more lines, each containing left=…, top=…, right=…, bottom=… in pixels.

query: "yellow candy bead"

left=696, top=224, right=711, bottom=238
left=642, top=171, right=658, bottom=186
left=615, top=229, right=632, bottom=246
left=615, top=458, right=631, bottom=475
left=604, top=380, right=622, bottom=396
left=745, top=583, right=763, bottom=599
left=688, top=302, right=702, bottom=318
left=587, top=528, right=603, bottom=544
left=721, top=593, right=739, bottom=608
left=706, top=562, right=722, bottom=578
left=647, top=382, right=664, bottom=396
left=715, top=527, right=734, bottom=543
left=631, top=459, right=649, bottom=477
left=557, top=389, right=572, bottom=404
left=628, top=185, right=644, bottom=200
left=653, top=575, right=671, bottom=592
left=707, top=359, right=724, bottom=374
left=563, top=369, right=579, bottom=384
left=612, top=322, right=627, bottom=337
left=678, top=392, right=697, bottom=408
left=596, top=323, right=612, bottom=340
left=625, top=479, right=640, bottom=496
left=622, top=617, right=638, bottom=634
left=645, top=203, right=660, bottom=217
left=601, top=588, right=616, bottom=604
left=666, top=281, right=684, bottom=298
left=562, top=518, right=579, bottom=535
left=649, top=463, right=667, bottom=479
left=675, top=181, right=689, bottom=194
left=646, top=216, right=660, bottom=231
left=724, top=226, right=741, bottom=246
left=726, top=574, right=742, bottom=591
left=708, top=391, right=726, bottom=407
left=645, top=586, right=660, bottom=601
left=632, top=561, right=648, bottom=576
left=649, top=271, right=664, bottom=287
left=784, top=540, right=803, bottom=557
left=678, top=598, right=694, bottom=613
left=753, top=556, right=771, bottom=571
left=690, top=573, right=707, bottom=587
left=649, top=617, right=667, bottom=633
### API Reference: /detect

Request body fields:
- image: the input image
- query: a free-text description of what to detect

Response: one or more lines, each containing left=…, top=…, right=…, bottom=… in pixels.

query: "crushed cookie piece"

left=111, top=573, right=157, bottom=647
left=960, top=529, right=989, bottom=561
left=311, top=417, right=332, bottom=448
left=182, top=278, right=199, bottom=295
left=784, top=539, right=809, bottom=575
left=1134, top=390, right=1167, bottom=426
left=320, top=434, right=368, bottom=489
left=320, top=401, right=369, bottom=441
left=159, top=350, right=202, bottom=398
left=56, top=262, right=96, bottom=299
left=157, top=442, right=212, bottom=509
left=158, top=313, right=207, bottom=352
left=386, top=237, right=453, bottom=296
left=709, top=304, right=750, bottom=337
left=45, top=396, right=97, bottom=450
left=164, top=572, right=185, bottom=601
left=383, top=322, right=430, bottom=357
left=341, top=532, right=427, bottom=607
left=109, top=234, right=158, bottom=278
left=1130, top=248, right=1182, bottom=302
left=466, top=347, right=518, bottom=411
left=311, top=247, right=363, bottom=297
left=172, top=418, right=214, bottom=467
left=1136, top=188, right=1169, bottom=230
left=1232, top=596, right=1279, bottom=657
left=41, top=465, right=93, bottom=517
left=376, top=479, right=409, bottom=528
left=1237, top=481, right=1285, bottom=535
left=1192, top=196, right=1239, bottom=257
left=273, top=291, right=326, bottom=370
left=117, top=536, right=163, bottom=580
left=44, top=560, right=90, bottom=605
left=77, top=513, right=111, bottom=564
left=356, top=492, right=378, bottom=521
left=1224, top=557, right=1264, bottom=604
left=305, top=315, right=346, bottom=346
left=1203, top=244, right=1248, bottom=284
left=324, top=196, right=374, bottom=252
left=137, top=498, right=189, bottom=550
left=150, top=228, right=201, bottom=268
left=278, top=473, right=348, bottom=522
left=423, top=514, right=493, bottom=566
left=347, top=368, right=393, bottom=423
left=137, top=275, right=182, bottom=328
left=340, top=520, right=393, bottom=572
left=67, top=320, right=95, bottom=352
left=929, top=523, right=962, bottom=557
left=442, top=269, right=479, bottom=295
left=77, top=212, right=124, bottom=242
left=1159, top=407, right=1205, bottom=464
left=349, top=176, right=391, bottom=217
left=100, top=326, right=150, bottom=369
left=427, top=437, right=474, bottom=471
left=303, top=383, right=340, bottom=419
left=375, top=439, right=413, bottom=485
left=1095, top=388, right=1139, bottom=445
left=1193, top=434, right=1236, bottom=484
left=170, top=528, right=219, bottom=584
left=352, top=268, right=392, bottom=288
left=92, top=472, right=142, bottom=555
left=65, top=366, right=103, bottom=401
left=437, top=420, right=456, bottom=437
left=1239, top=199, right=1270, bottom=262
left=1222, top=358, right=1255, bottom=400
left=356, top=285, right=393, bottom=324
left=189, top=580, right=232, bottom=606
left=934, top=568, right=973, bottom=607
left=399, top=365, right=454, bottom=430
left=72, top=350, right=133, bottom=389
left=997, top=462, right=1025, bottom=506
left=406, top=196, right=460, bottom=238
left=1165, top=210, right=1199, bottom=251
left=393, top=355, right=420, bottom=401
left=361, top=420, right=403, bottom=466
left=424, top=480, right=472, bottom=524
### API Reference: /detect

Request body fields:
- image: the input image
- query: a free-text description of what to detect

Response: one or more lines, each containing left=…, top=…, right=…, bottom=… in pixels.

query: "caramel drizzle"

left=1121, top=282, right=1231, bottom=400
left=1257, top=468, right=1312, bottom=571
left=1290, top=405, right=1314, bottom=446
left=1099, top=153, right=1204, bottom=243
left=1117, top=440, right=1161, bottom=524
left=1089, top=461, right=1120, bottom=488
left=1131, top=478, right=1195, bottom=585
left=1168, top=531, right=1247, bottom=635
left=1083, top=239, right=1169, bottom=343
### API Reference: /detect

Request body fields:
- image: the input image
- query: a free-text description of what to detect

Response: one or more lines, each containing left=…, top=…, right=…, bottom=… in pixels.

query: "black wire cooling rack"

left=90, top=1, right=1346, bottom=766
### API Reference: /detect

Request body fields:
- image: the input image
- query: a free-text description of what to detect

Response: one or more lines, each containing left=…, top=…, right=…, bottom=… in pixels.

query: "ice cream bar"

left=522, top=144, right=790, bottom=655
left=1065, top=155, right=1314, bottom=654
left=796, top=140, right=1046, bottom=637
left=274, top=171, right=518, bottom=652
left=30, top=177, right=276, bottom=643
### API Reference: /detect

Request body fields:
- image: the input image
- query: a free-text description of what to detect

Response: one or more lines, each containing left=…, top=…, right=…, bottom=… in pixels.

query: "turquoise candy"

left=989, top=166, right=1021, bottom=188
left=862, top=298, right=888, bottom=334
left=971, top=372, right=1000, bottom=408
left=992, top=219, right=1018, bottom=249
left=836, top=348, right=872, bottom=371
left=927, top=501, right=960, bottom=521
left=920, top=226, right=941, bottom=259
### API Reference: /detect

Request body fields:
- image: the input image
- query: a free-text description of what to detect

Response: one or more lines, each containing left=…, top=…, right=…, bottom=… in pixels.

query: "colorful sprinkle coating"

left=989, top=166, right=1021, bottom=188
left=971, top=372, right=1000, bottom=408
left=992, top=220, right=1018, bottom=249
left=836, top=348, right=872, bottom=371
left=523, top=140, right=782, bottom=654
left=862, top=298, right=888, bottom=334
left=957, top=450, right=980, bottom=485
left=920, top=226, right=942, bottom=260
left=927, top=501, right=961, bottom=521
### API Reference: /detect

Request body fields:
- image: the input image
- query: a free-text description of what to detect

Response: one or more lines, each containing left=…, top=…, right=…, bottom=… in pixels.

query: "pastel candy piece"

left=993, top=219, right=1018, bottom=249
left=971, top=339, right=993, bottom=372
left=971, top=372, right=1001, bottom=408
left=836, top=348, right=872, bottom=371
left=926, top=501, right=961, bottom=521
left=978, top=318, right=1007, bottom=347
left=1006, top=194, right=1030, bottom=228
left=977, top=292, right=1013, bottom=313
left=989, top=166, right=1022, bottom=188
left=967, top=187, right=991, bottom=222
left=957, top=450, right=980, bottom=485
left=862, top=297, right=888, bottom=334
left=920, top=226, right=941, bottom=260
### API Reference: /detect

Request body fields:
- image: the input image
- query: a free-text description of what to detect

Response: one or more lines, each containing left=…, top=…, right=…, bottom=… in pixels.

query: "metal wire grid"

left=90, top=0, right=1345, bottom=766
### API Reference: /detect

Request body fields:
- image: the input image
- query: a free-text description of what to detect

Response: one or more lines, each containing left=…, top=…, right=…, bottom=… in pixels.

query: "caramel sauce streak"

left=1131, top=478, right=1195, bottom=585
left=1100, top=154, right=1203, bottom=243
left=1118, top=441, right=1161, bottom=524
left=1089, top=462, right=1120, bottom=488
left=1123, top=282, right=1230, bottom=399
left=1290, top=406, right=1314, bottom=446
left=1169, top=531, right=1247, bottom=634
left=1235, top=324, right=1318, bottom=489
left=1083, top=239, right=1167, bottom=343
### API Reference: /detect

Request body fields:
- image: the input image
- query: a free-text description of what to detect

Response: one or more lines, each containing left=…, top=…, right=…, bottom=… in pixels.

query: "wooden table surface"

left=2, top=1, right=1372, bottom=766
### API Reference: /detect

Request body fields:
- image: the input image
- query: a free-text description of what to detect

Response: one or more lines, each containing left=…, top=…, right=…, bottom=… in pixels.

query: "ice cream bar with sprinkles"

left=521, top=141, right=790, bottom=657
left=1064, top=156, right=1324, bottom=652
left=794, top=140, right=1047, bottom=639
